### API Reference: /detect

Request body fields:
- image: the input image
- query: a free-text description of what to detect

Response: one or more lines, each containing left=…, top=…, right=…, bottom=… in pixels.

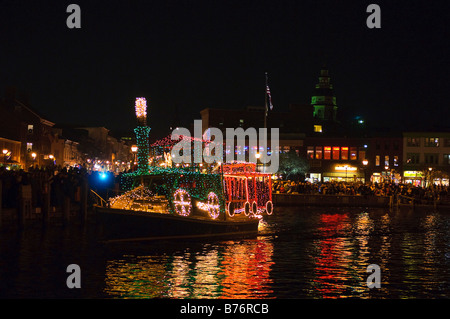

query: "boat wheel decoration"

left=266, top=200, right=273, bottom=215
left=173, top=188, right=192, bottom=216
left=252, top=201, right=258, bottom=215
left=207, top=192, right=220, bottom=219
left=244, top=201, right=251, bottom=216
left=227, top=201, right=235, bottom=217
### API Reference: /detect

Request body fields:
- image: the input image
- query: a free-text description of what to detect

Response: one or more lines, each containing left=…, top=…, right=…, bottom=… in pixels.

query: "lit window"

left=307, top=147, right=314, bottom=159
left=424, top=137, right=439, bottom=147
left=324, top=147, right=331, bottom=160
left=350, top=147, right=357, bottom=160
left=341, top=147, right=348, bottom=160
left=26, top=142, right=33, bottom=152
left=314, top=125, right=322, bottom=133
left=385, top=156, right=389, bottom=166
left=332, top=147, right=340, bottom=160
left=375, top=155, right=380, bottom=166
left=394, top=156, right=399, bottom=166
left=27, top=125, right=34, bottom=134
left=315, top=146, right=322, bottom=159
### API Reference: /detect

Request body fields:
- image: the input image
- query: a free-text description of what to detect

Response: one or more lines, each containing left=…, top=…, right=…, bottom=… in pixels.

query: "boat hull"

left=95, top=206, right=260, bottom=241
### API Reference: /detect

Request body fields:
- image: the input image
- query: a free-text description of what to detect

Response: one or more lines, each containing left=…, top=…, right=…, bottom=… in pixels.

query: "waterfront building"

left=304, top=135, right=369, bottom=183
left=366, top=133, right=403, bottom=183
left=402, top=132, right=450, bottom=186
left=55, top=125, right=134, bottom=172
left=0, top=137, right=21, bottom=169
left=311, top=66, right=339, bottom=134
left=0, top=87, right=55, bottom=168
left=199, top=105, right=308, bottom=160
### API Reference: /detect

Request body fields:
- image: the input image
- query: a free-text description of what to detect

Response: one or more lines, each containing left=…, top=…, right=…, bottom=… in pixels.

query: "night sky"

left=1, top=0, right=449, bottom=139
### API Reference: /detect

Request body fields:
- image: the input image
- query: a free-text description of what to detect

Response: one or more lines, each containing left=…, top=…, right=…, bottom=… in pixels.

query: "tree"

left=277, top=150, right=309, bottom=180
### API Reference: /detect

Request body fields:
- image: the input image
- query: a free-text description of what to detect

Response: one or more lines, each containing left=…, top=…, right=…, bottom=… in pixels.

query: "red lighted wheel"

left=266, top=201, right=273, bottom=215
left=252, top=201, right=258, bottom=215
left=227, top=202, right=235, bottom=217
left=244, top=201, right=251, bottom=216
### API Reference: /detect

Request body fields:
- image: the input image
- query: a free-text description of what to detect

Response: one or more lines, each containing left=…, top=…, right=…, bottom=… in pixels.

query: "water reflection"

left=313, top=213, right=351, bottom=298
left=103, top=208, right=449, bottom=299
left=1, top=207, right=448, bottom=298
left=104, top=238, right=274, bottom=298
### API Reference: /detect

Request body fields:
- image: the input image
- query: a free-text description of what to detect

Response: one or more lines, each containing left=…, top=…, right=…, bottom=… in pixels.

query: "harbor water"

left=0, top=206, right=449, bottom=299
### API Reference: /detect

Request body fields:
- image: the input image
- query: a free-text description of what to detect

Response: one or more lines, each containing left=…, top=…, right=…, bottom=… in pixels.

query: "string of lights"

left=109, top=97, right=273, bottom=220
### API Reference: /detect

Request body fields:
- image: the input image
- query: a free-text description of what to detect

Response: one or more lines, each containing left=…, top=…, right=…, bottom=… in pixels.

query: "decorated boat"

left=94, top=98, right=273, bottom=241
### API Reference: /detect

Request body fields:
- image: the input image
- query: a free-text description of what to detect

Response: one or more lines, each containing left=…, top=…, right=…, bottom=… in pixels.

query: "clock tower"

left=311, top=66, right=337, bottom=122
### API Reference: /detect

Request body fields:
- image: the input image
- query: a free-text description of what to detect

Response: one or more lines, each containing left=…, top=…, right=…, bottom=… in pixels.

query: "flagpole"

left=263, top=72, right=269, bottom=174
left=264, top=72, right=268, bottom=129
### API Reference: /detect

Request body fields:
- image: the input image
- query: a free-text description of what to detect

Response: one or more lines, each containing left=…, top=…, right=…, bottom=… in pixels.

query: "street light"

left=362, top=159, right=368, bottom=183
left=48, top=154, right=55, bottom=165
left=384, top=165, right=390, bottom=182
left=2, top=149, right=8, bottom=165
left=428, top=167, right=433, bottom=187
left=131, top=145, right=138, bottom=168
left=255, top=152, right=261, bottom=172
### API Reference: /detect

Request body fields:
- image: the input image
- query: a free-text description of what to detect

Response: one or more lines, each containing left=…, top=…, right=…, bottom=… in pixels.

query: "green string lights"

left=111, top=97, right=273, bottom=220
left=134, top=126, right=151, bottom=174
left=133, top=97, right=151, bottom=174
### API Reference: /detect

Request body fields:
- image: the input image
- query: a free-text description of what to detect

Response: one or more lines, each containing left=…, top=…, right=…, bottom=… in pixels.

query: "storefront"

left=403, top=171, right=423, bottom=186
left=370, top=171, right=402, bottom=184
left=307, top=173, right=322, bottom=183
left=308, top=165, right=364, bottom=183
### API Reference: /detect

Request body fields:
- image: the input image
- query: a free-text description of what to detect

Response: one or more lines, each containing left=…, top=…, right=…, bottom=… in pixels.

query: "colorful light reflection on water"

left=0, top=207, right=449, bottom=298
left=101, top=207, right=450, bottom=299
left=104, top=239, right=274, bottom=298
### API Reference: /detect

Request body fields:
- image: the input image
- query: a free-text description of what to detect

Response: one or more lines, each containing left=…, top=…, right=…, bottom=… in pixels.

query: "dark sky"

left=1, top=0, right=449, bottom=138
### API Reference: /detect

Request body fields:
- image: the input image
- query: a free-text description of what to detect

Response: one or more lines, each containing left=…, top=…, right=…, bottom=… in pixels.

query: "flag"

left=266, top=84, right=273, bottom=111
left=265, top=72, right=273, bottom=114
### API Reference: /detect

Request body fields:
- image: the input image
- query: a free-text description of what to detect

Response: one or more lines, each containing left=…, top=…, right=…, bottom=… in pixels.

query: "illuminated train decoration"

left=98, top=162, right=273, bottom=240
left=95, top=97, right=273, bottom=240
left=108, top=162, right=273, bottom=220
left=221, top=162, right=273, bottom=218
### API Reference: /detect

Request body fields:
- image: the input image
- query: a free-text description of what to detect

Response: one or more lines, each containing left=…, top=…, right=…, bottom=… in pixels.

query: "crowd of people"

left=2, top=165, right=450, bottom=209
left=272, top=179, right=450, bottom=203
left=0, top=164, right=137, bottom=210
left=0, top=165, right=94, bottom=209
